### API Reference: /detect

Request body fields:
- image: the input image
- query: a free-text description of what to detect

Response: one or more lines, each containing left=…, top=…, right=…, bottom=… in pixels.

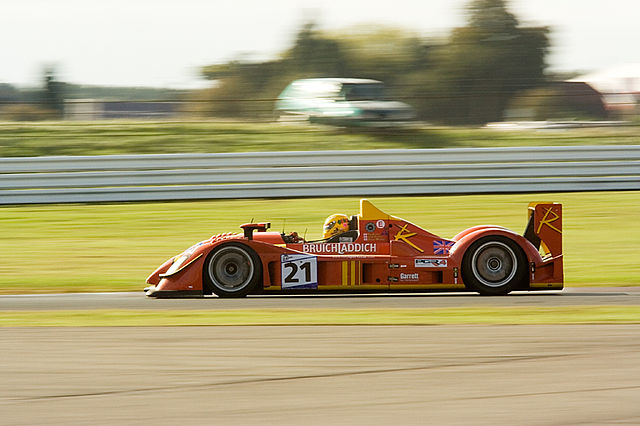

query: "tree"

left=428, top=0, right=550, bottom=124
left=42, top=67, right=65, bottom=118
left=199, top=59, right=291, bottom=118
left=0, top=83, right=20, bottom=103
left=283, top=22, right=348, bottom=77
left=330, top=26, right=431, bottom=85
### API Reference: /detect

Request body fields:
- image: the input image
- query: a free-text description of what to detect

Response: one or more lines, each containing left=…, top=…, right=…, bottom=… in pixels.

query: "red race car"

left=145, top=199, right=563, bottom=298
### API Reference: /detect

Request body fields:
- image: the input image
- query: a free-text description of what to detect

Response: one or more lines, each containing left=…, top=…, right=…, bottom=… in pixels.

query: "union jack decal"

left=433, top=240, right=454, bottom=255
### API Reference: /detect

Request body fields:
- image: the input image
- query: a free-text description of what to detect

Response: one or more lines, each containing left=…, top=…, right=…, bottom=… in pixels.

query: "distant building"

left=569, top=64, right=640, bottom=113
left=554, top=81, right=607, bottom=118
left=64, top=99, right=102, bottom=120
left=65, top=100, right=180, bottom=120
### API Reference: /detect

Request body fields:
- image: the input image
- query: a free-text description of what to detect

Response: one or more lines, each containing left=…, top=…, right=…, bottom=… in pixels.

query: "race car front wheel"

left=462, top=236, right=527, bottom=295
left=204, top=243, right=262, bottom=298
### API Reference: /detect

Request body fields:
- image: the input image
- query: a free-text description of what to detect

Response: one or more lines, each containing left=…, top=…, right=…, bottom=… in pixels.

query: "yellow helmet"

left=323, top=214, right=350, bottom=239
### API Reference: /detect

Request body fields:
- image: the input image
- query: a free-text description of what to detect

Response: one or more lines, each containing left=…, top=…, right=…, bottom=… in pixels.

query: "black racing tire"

left=461, top=236, right=527, bottom=296
left=203, top=243, right=262, bottom=298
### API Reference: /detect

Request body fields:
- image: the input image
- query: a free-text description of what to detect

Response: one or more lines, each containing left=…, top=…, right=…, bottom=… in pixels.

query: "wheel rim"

left=471, top=241, right=517, bottom=288
left=208, top=247, right=254, bottom=292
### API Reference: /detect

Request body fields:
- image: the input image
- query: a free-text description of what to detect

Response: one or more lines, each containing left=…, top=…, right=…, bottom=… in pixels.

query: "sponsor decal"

left=365, top=222, right=376, bottom=232
left=537, top=206, right=562, bottom=234
left=302, top=243, right=377, bottom=254
left=433, top=240, right=454, bottom=255
left=393, top=223, right=424, bottom=253
left=399, top=272, right=419, bottom=281
left=376, top=220, right=385, bottom=229
left=415, top=258, right=448, bottom=268
left=341, top=260, right=362, bottom=286
left=363, top=233, right=387, bottom=242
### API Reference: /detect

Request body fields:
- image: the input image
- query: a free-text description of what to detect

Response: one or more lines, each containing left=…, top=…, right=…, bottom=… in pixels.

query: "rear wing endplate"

left=523, top=202, right=562, bottom=257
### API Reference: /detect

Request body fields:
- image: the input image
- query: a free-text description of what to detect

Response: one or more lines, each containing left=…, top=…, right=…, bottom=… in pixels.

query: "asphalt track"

left=1, top=286, right=639, bottom=310
left=2, top=288, right=639, bottom=425
left=1, top=325, right=639, bottom=425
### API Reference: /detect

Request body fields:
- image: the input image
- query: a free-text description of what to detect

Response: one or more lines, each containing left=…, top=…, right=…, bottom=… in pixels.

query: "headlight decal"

left=159, top=253, right=203, bottom=278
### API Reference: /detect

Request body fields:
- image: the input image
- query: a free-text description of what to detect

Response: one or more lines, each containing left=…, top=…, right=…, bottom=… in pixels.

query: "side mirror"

left=240, top=223, right=271, bottom=240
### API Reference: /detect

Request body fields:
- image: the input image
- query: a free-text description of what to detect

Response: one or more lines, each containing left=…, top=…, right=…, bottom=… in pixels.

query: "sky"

left=1, top=0, right=639, bottom=88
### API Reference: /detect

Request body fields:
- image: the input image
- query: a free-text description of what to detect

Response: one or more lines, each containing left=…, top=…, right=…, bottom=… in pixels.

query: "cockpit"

left=251, top=200, right=391, bottom=246
left=281, top=214, right=359, bottom=244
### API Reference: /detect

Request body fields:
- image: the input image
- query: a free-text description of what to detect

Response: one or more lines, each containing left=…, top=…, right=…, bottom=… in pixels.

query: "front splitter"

left=145, top=286, right=203, bottom=298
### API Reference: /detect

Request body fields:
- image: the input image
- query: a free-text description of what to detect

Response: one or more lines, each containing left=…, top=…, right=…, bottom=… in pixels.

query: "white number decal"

left=281, top=254, right=317, bottom=289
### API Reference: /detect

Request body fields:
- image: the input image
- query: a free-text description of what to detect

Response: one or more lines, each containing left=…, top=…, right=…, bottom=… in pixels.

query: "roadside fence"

left=1, top=145, right=639, bottom=204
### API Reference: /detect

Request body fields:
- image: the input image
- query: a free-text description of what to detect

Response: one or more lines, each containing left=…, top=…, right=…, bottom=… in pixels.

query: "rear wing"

left=523, top=202, right=562, bottom=257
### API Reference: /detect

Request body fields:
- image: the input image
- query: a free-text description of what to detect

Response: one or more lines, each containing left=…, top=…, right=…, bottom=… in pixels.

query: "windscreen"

left=342, top=83, right=385, bottom=101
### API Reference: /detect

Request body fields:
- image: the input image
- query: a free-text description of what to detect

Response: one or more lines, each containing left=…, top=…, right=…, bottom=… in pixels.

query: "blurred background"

left=1, top=0, right=638, bottom=126
left=2, top=4, right=638, bottom=424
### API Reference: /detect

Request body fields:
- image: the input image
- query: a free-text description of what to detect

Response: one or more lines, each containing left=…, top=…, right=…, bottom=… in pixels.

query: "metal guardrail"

left=1, top=146, right=639, bottom=204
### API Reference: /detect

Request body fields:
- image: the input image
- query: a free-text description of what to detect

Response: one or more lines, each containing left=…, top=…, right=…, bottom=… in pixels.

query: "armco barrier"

left=1, top=145, right=639, bottom=204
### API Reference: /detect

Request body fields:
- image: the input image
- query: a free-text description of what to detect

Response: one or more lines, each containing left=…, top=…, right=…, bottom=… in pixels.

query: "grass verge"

left=0, top=306, right=638, bottom=327
left=1, top=121, right=639, bottom=157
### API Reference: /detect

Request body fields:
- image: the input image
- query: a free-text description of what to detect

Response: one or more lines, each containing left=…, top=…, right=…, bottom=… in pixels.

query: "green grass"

left=1, top=192, right=638, bottom=293
left=1, top=120, right=639, bottom=157
left=0, top=306, right=637, bottom=327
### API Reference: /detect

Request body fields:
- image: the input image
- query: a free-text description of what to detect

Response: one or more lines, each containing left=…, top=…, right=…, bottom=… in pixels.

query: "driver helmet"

left=323, top=214, right=350, bottom=239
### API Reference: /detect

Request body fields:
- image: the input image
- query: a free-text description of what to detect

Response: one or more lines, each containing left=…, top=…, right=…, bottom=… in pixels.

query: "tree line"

left=194, top=0, right=552, bottom=124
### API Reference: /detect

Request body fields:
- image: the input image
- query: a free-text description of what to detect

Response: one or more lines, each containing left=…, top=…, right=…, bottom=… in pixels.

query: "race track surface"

left=1, top=286, right=639, bottom=310
left=2, top=325, right=639, bottom=425
left=2, top=288, right=638, bottom=425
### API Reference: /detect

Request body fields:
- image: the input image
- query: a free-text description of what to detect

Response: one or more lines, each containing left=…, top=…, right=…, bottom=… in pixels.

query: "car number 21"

left=281, top=254, right=318, bottom=289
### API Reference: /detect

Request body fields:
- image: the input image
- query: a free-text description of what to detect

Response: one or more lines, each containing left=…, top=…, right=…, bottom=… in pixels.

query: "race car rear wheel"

left=204, top=243, right=261, bottom=298
left=462, top=236, right=527, bottom=296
